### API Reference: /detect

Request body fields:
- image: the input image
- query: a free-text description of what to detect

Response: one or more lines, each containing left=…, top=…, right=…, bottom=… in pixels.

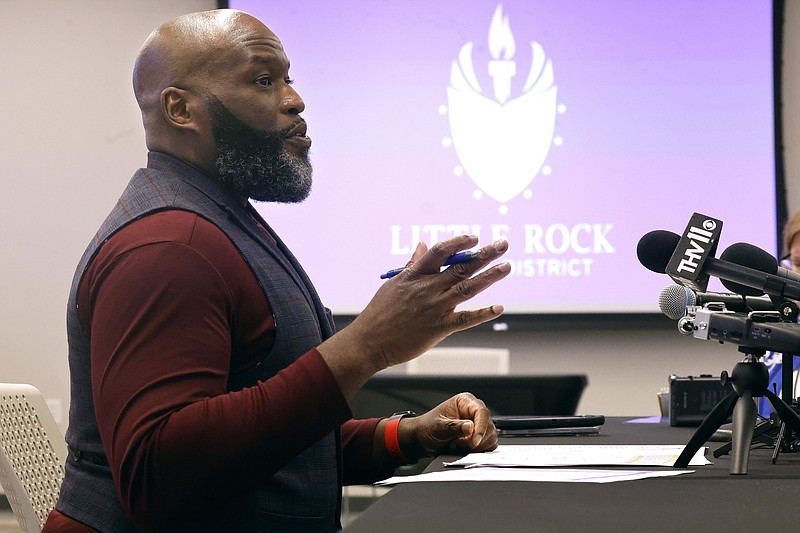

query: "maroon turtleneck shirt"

left=44, top=209, right=394, bottom=531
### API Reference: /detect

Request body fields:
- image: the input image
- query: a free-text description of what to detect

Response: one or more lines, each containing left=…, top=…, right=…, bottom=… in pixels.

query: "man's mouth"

left=283, top=120, right=311, bottom=149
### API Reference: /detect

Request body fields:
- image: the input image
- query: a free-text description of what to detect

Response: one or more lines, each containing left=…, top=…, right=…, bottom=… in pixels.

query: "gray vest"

left=56, top=152, right=341, bottom=532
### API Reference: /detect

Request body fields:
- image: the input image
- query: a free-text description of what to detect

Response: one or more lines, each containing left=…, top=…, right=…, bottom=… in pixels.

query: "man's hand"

left=319, top=235, right=510, bottom=399
left=399, top=393, right=498, bottom=458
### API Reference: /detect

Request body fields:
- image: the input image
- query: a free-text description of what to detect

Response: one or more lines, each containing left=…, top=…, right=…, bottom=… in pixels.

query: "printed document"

left=444, top=444, right=710, bottom=468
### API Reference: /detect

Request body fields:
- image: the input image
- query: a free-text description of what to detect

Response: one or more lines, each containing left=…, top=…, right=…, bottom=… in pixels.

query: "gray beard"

left=207, top=96, right=313, bottom=203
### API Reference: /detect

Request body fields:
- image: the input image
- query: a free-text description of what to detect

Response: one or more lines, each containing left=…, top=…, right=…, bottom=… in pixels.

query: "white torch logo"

left=445, top=4, right=561, bottom=212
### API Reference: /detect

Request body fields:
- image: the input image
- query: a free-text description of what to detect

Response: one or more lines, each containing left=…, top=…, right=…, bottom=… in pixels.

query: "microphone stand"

left=769, top=351, right=800, bottom=463
left=765, top=300, right=800, bottom=463
left=708, top=350, right=800, bottom=463
left=673, top=347, right=800, bottom=474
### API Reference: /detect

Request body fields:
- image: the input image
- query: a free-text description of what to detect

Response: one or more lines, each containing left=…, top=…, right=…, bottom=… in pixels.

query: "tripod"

left=768, top=351, right=800, bottom=463
left=673, top=348, right=800, bottom=474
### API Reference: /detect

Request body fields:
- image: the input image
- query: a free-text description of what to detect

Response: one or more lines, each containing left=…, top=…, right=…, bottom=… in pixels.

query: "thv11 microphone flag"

left=664, top=212, right=723, bottom=292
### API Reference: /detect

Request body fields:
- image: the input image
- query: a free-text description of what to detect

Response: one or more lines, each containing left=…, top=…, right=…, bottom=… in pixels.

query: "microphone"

left=720, top=242, right=800, bottom=290
left=636, top=230, right=680, bottom=275
left=718, top=242, right=778, bottom=296
left=658, top=284, right=776, bottom=320
left=637, top=228, right=800, bottom=301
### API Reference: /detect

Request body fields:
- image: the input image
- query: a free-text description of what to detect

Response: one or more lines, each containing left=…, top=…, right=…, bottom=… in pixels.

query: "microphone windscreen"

left=658, top=284, right=695, bottom=320
left=637, top=230, right=681, bottom=274
left=719, top=242, right=776, bottom=296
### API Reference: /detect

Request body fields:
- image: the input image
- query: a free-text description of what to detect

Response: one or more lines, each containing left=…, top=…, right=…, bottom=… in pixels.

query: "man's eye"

left=285, top=77, right=295, bottom=85
left=256, top=77, right=272, bottom=86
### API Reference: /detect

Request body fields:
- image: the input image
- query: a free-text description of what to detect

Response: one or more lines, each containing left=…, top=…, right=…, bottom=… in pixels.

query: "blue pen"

left=380, top=251, right=477, bottom=279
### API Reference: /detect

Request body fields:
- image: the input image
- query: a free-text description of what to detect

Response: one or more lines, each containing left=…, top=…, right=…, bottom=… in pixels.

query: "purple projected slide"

left=228, top=0, right=777, bottom=314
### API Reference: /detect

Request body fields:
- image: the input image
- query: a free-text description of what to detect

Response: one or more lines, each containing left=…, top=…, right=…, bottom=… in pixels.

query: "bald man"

left=42, top=9, right=509, bottom=533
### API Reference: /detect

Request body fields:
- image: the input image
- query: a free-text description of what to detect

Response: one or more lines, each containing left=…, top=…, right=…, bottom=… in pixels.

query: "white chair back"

left=0, top=383, right=67, bottom=533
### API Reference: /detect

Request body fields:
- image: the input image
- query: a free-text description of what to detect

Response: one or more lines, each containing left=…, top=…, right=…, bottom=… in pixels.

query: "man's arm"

left=83, top=212, right=352, bottom=527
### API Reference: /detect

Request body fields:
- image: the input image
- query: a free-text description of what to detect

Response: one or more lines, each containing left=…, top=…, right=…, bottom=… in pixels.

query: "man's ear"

left=160, top=87, right=201, bottom=131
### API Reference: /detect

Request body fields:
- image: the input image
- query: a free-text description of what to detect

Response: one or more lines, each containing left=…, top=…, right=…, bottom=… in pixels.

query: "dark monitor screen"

left=350, top=374, right=588, bottom=418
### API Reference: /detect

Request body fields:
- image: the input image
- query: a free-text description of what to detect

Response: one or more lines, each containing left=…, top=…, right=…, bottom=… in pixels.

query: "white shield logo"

left=447, top=5, right=559, bottom=204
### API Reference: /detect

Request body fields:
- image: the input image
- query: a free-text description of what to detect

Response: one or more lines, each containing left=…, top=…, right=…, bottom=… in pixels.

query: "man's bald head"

left=131, top=10, right=281, bottom=163
left=134, top=10, right=246, bottom=107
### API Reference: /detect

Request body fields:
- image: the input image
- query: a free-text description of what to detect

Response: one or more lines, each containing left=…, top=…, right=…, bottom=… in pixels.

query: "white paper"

left=376, top=467, right=694, bottom=486
left=444, top=444, right=711, bottom=468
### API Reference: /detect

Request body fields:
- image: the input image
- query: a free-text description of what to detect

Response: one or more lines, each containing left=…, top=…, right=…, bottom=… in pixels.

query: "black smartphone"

left=493, top=415, right=605, bottom=437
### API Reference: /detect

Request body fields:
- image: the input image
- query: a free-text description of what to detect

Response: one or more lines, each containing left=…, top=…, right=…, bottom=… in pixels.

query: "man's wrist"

left=385, top=411, right=417, bottom=463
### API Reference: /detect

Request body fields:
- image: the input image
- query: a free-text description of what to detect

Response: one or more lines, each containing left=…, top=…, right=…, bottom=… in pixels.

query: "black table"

left=350, top=374, right=587, bottom=419
left=344, top=417, right=800, bottom=532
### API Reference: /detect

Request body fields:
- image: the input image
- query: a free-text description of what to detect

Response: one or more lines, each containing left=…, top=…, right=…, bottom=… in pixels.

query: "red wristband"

left=385, top=411, right=416, bottom=462
left=384, top=417, right=405, bottom=462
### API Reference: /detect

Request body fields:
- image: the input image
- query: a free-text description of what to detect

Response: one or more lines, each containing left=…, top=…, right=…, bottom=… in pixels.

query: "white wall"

left=0, top=1, right=797, bottom=426
left=0, top=0, right=215, bottom=428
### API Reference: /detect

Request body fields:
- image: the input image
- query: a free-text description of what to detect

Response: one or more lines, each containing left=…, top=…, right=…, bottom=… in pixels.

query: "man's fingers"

left=443, top=239, right=509, bottom=280
left=408, top=235, right=480, bottom=276
left=408, top=241, right=427, bottom=264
